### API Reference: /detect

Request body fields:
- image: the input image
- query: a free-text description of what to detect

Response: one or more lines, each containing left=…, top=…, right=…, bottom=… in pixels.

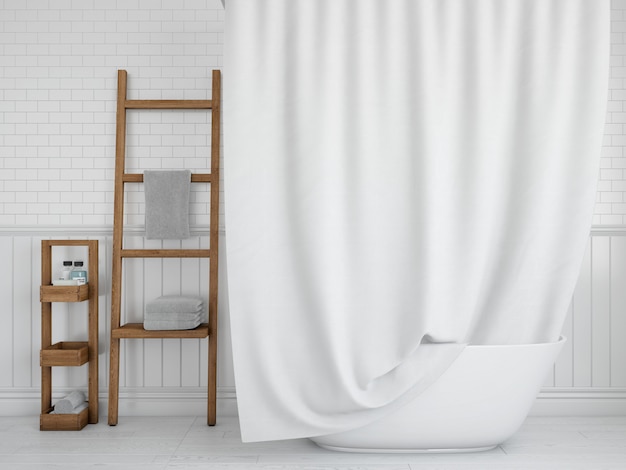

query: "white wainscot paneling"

left=536, top=233, right=626, bottom=416
left=0, top=230, right=625, bottom=417
left=0, top=230, right=235, bottom=417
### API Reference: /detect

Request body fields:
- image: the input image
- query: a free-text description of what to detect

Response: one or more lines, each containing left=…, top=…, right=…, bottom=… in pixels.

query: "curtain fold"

left=224, top=0, right=610, bottom=442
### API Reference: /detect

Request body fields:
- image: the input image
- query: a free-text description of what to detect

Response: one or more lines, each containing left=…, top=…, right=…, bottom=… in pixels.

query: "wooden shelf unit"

left=40, top=240, right=99, bottom=431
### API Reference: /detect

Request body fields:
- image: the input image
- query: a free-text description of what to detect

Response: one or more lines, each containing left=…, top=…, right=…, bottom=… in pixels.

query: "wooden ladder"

left=108, top=69, right=221, bottom=426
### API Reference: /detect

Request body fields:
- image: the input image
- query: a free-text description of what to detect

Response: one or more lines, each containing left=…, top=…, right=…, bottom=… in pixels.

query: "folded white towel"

left=143, top=317, right=202, bottom=330
left=145, top=295, right=204, bottom=314
left=144, top=311, right=203, bottom=321
left=52, top=390, right=87, bottom=414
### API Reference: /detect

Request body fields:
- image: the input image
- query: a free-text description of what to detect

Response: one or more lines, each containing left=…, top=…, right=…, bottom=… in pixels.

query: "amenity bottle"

left=61, top=260, right=73, bottom=280
left=70, top=261, right=88, bottom=285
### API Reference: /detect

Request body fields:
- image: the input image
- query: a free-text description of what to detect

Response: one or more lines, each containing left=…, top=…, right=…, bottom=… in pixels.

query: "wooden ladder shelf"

left=108, top=69, right=221, bottom=426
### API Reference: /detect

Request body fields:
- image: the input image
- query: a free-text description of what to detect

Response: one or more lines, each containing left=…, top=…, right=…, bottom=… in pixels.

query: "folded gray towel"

left=144, top=170, right=191, bottom=239
left=144, top=318, right=202, bottom=330
left=52, top=390, right=86, bottom=414
left=51, top=401, right=88, bottom=415
left=145, top=295, right=204, bottom=314
left=144, top=311, right=202, bottom=321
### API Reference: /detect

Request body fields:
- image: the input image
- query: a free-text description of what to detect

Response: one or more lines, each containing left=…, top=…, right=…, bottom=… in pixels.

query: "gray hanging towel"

left=144, top=170, right=191, bottom=239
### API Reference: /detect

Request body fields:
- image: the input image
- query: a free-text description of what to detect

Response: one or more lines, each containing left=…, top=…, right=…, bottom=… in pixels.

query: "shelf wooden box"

left=40, top=406, right=89, bottom=431
left=40, top=240, right=98, bottom=431
left=40, top=342, right=89, bottom=367
left=40, top=284, right=89, bottom=303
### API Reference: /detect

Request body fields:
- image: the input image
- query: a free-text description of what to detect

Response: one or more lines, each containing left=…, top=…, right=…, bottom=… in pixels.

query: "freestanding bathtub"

left=311, top=336, right=565, bottom=453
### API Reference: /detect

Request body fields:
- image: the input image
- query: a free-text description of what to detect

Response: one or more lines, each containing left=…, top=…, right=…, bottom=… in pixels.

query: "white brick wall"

left=600, top=2, right=626, bottom=225
left=0, top=0, right=224, bottom=227
left=0, top=1, right=624, bottom=227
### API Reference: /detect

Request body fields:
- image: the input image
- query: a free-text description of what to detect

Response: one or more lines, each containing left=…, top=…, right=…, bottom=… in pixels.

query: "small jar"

left=61, top=261, right=73, bottom=280
left=70, top=261, right=88, bottom=285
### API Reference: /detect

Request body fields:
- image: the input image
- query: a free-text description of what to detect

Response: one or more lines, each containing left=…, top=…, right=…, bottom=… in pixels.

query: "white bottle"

left=61, top=261, right=73, bottom=280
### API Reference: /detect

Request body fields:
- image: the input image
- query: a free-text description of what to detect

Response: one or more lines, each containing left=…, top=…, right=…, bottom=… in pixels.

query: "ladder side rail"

left=207, top=69, right=221, bottom=426
left=108, top=69, right=128, bottom=425
left=87, top=240, right=99, bottom=423
left=41, top=241, right=53, bottom=416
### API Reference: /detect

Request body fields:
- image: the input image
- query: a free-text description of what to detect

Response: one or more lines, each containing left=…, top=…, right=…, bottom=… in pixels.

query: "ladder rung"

left=122, top=173, right=213, bottom=183
left=112, top=323, right=210, bottom=339
left=121, top=249, right=211, bottom=258
left=125, top=99, right=213, bottom=109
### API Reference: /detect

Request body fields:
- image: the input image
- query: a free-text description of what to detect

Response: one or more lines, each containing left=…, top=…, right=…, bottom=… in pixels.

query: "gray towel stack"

left=51, top=390, right=88, bottom=414
left=144, top=295, right=206, bottom=330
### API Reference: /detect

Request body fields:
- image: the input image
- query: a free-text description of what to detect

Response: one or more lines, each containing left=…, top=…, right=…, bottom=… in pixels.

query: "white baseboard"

left=0, top=387, right=238, bottom=418
left=3, top=387, right=626, bottom=419
left=531, top=388, right=626, bottom=416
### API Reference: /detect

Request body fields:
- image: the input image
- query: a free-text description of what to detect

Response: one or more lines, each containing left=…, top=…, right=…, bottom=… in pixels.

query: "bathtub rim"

left=310, top=336, right=567, bottom=454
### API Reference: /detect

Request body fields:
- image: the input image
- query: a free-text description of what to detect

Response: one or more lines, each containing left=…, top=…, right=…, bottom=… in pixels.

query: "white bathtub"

left=311, top=337, right=565, bottom=453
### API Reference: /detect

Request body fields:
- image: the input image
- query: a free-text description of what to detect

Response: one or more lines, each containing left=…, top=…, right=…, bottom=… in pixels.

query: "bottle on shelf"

left=61, top=261, right=73, bottom=280
left=70, top=261, right=88, bottom=285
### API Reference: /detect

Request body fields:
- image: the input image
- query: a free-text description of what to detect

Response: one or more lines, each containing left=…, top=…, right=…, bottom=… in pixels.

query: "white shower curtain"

left=224, top=0, right=609, bottom=442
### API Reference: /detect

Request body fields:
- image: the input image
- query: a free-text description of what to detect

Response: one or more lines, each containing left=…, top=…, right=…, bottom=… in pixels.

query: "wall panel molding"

left=590, top=226, right=626, bottom=235
left=0, top=225, right=622, bottom=236
left=0, top=225, right=222, bottom=236
left=1, top=228, right=625, bottom=416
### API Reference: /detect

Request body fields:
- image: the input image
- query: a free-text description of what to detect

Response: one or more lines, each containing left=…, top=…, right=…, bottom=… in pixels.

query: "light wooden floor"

left=0, top=415, right=625, bottom=469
